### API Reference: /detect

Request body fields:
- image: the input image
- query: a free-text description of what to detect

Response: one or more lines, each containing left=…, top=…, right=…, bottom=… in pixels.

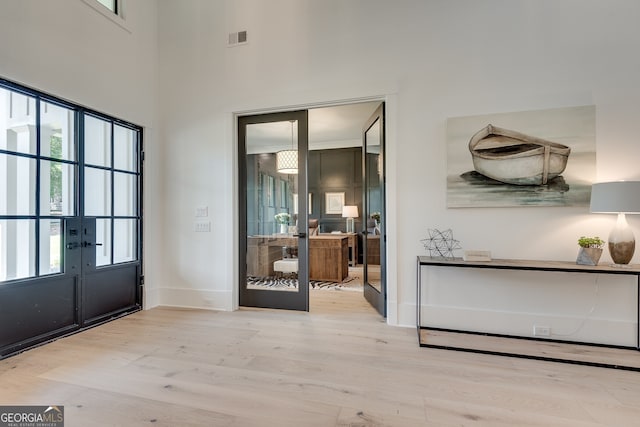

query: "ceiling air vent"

left=228, top=30, right=248, bottom=47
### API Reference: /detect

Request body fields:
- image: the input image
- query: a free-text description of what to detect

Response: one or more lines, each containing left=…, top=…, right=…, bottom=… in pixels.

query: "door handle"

left=293, top=232, right=307, bottom=238
left=83, top=242, right=103, bottom=247
left=66, top=242, right=80, bottom=250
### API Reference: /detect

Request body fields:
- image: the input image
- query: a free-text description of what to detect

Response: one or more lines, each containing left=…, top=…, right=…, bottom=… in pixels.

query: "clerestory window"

left=81, top=0, right=129, bottom=32
left=96, top=0, right=117, bottom=14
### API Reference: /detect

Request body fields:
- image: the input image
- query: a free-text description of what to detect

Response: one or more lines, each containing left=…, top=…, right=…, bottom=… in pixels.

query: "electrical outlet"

left=194, top=221, right=211, bottom=232
left=533, top=325, right=551, bottom=337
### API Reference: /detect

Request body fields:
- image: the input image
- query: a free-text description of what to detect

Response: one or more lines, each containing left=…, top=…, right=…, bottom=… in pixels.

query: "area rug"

left=246, top=276, right=363, bottom=292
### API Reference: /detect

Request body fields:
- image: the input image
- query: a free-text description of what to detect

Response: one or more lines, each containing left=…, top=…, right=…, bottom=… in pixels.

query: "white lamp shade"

left=590, top=181, right=640, bottom=214
left=342, top=205, right=359, bottom=218
left=276, top=150, right=298, bottom=174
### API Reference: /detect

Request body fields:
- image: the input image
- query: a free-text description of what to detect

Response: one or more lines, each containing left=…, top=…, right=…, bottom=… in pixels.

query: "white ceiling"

left=245, top=101, right=380, bottom=154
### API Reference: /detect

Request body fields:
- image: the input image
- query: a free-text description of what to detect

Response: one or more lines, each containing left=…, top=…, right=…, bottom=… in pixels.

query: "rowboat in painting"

left=468, top=124, right=571, bottom=185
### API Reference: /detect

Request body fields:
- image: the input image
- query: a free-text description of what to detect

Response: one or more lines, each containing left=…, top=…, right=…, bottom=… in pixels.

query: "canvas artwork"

left=446, top=105, right=596, bottom=208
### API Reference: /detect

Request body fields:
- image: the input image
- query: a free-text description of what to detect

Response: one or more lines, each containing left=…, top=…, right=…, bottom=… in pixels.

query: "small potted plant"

left=576, top=236, right=605, bottom=266
left=274, top=212, right=291, bottom=234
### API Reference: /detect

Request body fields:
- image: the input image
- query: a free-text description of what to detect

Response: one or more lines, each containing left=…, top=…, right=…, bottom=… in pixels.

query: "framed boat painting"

left=446, top=105, right=596, bottom=208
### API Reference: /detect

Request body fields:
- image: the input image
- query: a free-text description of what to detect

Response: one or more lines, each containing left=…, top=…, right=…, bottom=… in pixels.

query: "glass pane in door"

left=0, top=154, right=36, bottom=216
left=245, top=120, right=299, bottom=292
left=39, top=219, right=62, bottom=275
left=114, top=219, right=136, bottom=264
left=40, top=160, right=75, bottom=216
left=95, top=218, right=112, bottom=267
left=114, top=125, right=137, bottom=172
left=365, top=117, right=383, bottom=292
left=0, top=88, right=36, bottom=155
left=84, top=167, right=111, bottom=217
left=114, top=172, right=136, bottom=216
left=41, top=101, right=75, bottom=161
left=84, top=115, right=111, bottom=167
left=0, top=219, right=35, bottom=281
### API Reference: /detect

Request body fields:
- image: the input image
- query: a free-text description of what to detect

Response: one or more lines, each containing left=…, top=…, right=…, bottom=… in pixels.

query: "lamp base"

left=608, top=241, right=635, bottom=265
left=608, top=213, right=635, bottom=265
left=346, top=217, right=355, bottom=233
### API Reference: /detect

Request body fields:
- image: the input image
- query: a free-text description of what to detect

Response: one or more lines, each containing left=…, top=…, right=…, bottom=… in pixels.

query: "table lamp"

left=342, top=205, right=358, bottom=233
left=590, top=181, right=640, bottom=265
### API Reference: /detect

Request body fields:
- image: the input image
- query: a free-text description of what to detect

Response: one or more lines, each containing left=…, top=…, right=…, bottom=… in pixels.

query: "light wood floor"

left=1, top=291, right=640, bottom=426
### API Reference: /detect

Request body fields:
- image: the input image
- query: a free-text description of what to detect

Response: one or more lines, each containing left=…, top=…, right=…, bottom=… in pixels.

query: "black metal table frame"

left=416, top=256, right=640, bottom=371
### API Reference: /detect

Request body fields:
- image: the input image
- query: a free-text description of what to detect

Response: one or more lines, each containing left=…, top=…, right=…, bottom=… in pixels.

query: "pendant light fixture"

left=276, top=120, right=298, bottom=174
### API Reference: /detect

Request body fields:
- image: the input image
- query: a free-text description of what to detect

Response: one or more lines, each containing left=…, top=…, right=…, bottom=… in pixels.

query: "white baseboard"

left=157, top=287, right=233, bottom=311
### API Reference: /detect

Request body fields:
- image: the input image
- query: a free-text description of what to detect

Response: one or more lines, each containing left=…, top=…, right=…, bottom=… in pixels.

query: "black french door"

left=0, top=80, right=142, bottom=358
left=238, top=102, right=386, bottom=315
left=238, top=111, right=310, bottom=311
left=362, top=103, right=386, bottom=316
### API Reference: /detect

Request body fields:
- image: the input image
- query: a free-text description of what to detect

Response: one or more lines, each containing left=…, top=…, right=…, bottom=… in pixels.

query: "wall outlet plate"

left=194, top=221, right=211, bottom=232
left=533, top=325, right=551, bottom=337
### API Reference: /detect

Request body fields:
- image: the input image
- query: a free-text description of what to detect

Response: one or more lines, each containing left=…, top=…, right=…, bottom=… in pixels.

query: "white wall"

left=0, top=0, right=158, bottom=125
left=0, top=0, right=162, bottom=306
left=156, top=0, right=640, bottom=345
left=5, top=1, right=638, bottom=346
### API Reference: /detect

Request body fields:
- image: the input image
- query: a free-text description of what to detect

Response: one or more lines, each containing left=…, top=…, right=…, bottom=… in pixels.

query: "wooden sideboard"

left=246, top=235, right=348, bottom=282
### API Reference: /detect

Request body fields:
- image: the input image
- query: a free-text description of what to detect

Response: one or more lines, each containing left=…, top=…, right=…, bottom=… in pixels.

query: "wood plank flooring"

left=1, top=290, right=640, bottom=426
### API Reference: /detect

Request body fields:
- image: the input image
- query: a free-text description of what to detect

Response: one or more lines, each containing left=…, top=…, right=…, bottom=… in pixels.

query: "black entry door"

left=80, top=112, right=142, bottom=326
left=0, top=218, right=81, bottom=356
left=0, top=81, right=142, bottom=358
left=79, top=218, right=140, bottom=326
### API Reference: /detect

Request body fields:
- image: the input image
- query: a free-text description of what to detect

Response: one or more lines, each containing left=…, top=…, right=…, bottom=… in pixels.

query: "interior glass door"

left=362, top=103, right=386, bottom=316
left=239, top=111, right=309, bottom=311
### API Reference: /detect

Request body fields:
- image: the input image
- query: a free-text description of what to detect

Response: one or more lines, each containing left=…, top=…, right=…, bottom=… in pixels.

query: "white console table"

left=417, top=256, right=640, bottom=371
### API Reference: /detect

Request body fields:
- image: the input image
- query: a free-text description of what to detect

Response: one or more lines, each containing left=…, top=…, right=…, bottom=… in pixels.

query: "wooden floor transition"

left=1, top=291, right=640, bottom=426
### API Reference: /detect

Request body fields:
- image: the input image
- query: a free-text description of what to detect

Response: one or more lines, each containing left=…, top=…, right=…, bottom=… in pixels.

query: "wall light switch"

left=195, top=206, right=209, bottom=217
left=194, top=221, right=211, bottom=232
